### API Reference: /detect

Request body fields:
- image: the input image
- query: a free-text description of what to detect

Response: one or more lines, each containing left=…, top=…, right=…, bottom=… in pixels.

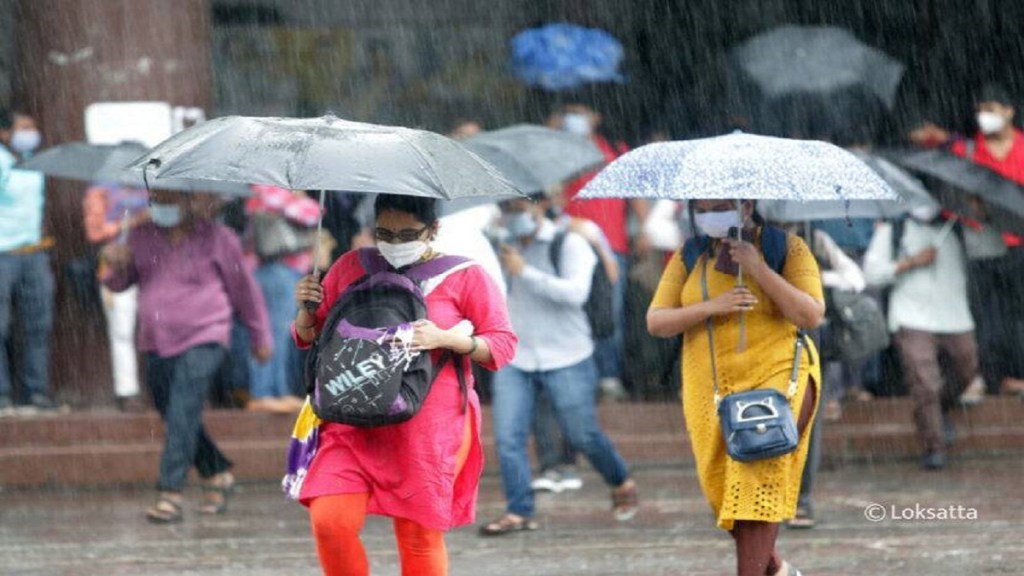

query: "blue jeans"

left=147, top=344, right=232, bottom=491
left=0, top=252, right=54, bottom=400
left=248, top=262, right=302, bottom=398
left=492, top=357, right=630, bottom=518
left=594, top=253, right=627, bottom=380
left=532, top=387, right=577, bottom=472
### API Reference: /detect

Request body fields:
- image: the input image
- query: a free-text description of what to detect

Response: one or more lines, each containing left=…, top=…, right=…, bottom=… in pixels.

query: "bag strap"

left=433, top=349, right=469, bottom=413
left=548, top=230, right=567, bottom=275
left=700, top=256, right=808, bottom=407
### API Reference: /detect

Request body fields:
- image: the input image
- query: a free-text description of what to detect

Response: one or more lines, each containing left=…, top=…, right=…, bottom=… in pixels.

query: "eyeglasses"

left=374, top=225, right=430, bottom=244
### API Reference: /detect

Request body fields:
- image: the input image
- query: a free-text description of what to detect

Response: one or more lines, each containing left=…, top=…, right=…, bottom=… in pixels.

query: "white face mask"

left=377, top=240, right=430, bottom=269
left=909, top=204, right=941, bottom=223
left=10, top=129, right=41, bottom=154
left=977, top=111, right=1007, bottom=135
left=694, top=210, right=741, bottom=239
left=503, top=211, right=538, bottom=239
left=562, top=113, right=592, bottom=137
left=149, top=202, right=183, bottom=228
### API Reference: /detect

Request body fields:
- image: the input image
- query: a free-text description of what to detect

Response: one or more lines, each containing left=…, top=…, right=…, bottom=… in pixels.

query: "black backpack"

left=549, top=230, right=616, bottom=339
left=305, top=248, right=470, bottom=427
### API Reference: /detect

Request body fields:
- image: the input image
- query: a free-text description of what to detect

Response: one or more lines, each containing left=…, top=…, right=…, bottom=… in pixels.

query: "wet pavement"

left=1, top=457, right=1020, bottom=575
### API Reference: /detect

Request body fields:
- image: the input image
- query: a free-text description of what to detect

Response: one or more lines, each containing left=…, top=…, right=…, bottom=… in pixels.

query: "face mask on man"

left=562, top=113, right=592, bottom=137
left=977, top=111, right=1007, bottom=135
left=10, top=129, right=41, bottom=154
left=377, top=240, right=430, bottom=269
left=503, top=211, right=538, bottom=239
left=694, top=210, right=741, bottom=239
left=149, top=202, right=183, bottom=228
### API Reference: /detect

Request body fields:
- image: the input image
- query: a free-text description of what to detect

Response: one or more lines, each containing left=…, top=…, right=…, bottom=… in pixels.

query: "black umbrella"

left=727, top=25, right=904, bottom=137
left=882, top=147, right=1024, bottom=234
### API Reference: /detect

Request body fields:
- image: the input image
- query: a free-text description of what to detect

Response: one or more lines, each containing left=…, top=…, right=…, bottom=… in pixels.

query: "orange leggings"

left=309, top=417, right=473, bottom=576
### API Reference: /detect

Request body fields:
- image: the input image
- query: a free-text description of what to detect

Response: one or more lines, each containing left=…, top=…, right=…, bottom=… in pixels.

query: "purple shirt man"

left=103, top=219, right=271, bottom=357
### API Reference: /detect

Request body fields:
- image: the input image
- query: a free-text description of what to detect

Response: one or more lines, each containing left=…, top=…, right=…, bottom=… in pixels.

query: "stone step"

left=1, top=400, right=1022, bottom=488
left=2, top=398, right=1019, bottom=448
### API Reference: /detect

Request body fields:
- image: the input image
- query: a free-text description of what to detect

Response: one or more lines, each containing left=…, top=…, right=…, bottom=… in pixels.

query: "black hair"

left=976, top=83, right=1014, bottom=107
left=373, top=194, right=438, bottom=226
left=0, top=108, right=13, bottom=130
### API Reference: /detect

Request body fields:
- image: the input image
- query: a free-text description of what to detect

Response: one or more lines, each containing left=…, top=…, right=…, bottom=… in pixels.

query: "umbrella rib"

left=392, top=130, right=452, bottom=200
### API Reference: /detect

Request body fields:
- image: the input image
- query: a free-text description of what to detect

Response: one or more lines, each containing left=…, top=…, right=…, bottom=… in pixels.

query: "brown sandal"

left=612, top=481, right=639, bottom=522
left=478, top=514, right=538, bottom=536
left=145, top=495, right=183, bottom=524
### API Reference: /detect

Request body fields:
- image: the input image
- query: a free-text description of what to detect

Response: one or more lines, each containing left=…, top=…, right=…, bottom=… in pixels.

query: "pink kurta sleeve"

left=291, top=250, right=366, bottom=349
left=457, top=265, right=517, bottom=371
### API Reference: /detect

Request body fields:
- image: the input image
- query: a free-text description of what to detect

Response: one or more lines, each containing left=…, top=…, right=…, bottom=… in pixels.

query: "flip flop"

left=478, top=514, right=538, bottom=536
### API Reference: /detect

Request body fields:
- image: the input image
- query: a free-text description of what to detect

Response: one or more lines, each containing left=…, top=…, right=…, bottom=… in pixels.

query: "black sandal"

left=145, top=496, right=183, bottom=524
left=478, top=514, right=538, bottom=536
left=198, top=474, right=236, bottom=515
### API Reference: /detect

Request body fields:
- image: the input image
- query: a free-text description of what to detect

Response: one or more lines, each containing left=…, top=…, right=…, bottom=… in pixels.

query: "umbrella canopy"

left=509, top=23, right=625, bottom=91
left=19, top=141, right=251, bottom=197
left=729, top=25, right=904, bottom=109
left=463, top=124, right=605, bottom=191
left=758, top=150, right=937, bottom=222
left=126, top=115, right=521, bottom=200
left=579, top=132, right=897, bottom=203
left=727, top=25, right=903, bottom=138
left=882, top=148, right=1024, bottom=234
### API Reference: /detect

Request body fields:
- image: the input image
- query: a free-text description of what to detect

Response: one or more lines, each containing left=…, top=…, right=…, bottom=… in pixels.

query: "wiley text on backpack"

left=305, top=249, right=471, bottom=427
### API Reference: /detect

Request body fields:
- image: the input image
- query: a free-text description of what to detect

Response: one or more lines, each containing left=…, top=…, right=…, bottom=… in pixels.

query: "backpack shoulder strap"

left=681, top=235, right=710, bottom=272
left=759, top=225, right=788, bottom=274
left=357, top=247, right=389, bottom=275
left=548, top=230, right=568, bottom=275
left=890, top=217, right=906, bottom=259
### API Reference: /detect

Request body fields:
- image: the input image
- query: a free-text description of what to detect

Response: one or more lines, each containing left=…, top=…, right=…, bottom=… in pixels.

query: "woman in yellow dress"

left=647, top=199, right=824, bottom=576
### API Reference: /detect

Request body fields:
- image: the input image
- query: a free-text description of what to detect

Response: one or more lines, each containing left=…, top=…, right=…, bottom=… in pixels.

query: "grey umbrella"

left=18, top=141, right=251, bottom=196
left=125, top=115, right=524, bottom=278
left=126, top=115, right=521, bottom=200
left=882, top=147, right=1024, bottom=234
left=462, top=124, right=606, bottom=188
left=758, top=150, right=938, bottom=222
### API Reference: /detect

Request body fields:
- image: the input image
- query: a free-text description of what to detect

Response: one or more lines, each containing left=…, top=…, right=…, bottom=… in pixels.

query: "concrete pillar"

left=12, top=0, right=212, bottom=404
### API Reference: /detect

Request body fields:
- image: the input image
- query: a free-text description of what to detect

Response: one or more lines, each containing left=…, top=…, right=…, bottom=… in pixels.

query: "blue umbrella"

left=578, top=132, right=896, bottom=202
left=510, top=23, right=625, bottom=91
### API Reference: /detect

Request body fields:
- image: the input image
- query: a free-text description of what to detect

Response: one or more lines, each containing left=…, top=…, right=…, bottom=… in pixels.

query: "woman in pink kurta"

left=292, top=194, right=516, bottom=576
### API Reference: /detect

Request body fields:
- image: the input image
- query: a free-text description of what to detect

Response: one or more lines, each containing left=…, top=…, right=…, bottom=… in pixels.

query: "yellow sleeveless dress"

left=650, top=232, right=823, bottom=531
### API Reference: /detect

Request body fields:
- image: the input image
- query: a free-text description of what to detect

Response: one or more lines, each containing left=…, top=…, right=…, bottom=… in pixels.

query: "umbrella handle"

left=734, top=198, right=747, bottom=352
left=304, top=190, right=327, bottom=314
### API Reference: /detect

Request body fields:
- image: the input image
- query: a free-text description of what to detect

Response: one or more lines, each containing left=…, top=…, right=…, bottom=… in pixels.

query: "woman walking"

left=647, top=199, right=823, bottom=576
left=292, top=194, right=517, bottom=576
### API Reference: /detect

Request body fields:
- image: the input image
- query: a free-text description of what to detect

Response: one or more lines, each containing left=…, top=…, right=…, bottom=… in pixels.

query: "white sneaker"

left=558, top=467, right=583, bottom=491
left=530, top=469, right=564, bottom=493
left=959, top=377, right=986, bottom=406
left=599, top=377, right=628, bottom=402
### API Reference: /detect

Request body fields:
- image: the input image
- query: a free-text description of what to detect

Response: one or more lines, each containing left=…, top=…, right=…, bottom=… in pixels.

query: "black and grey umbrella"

left=463, top=124, right=605, bottom=189
left=727, top=25, right=904, bottom=136
left=18, top=141, right=251, bottom=196
left=882, top=147, right=1024, bottom=234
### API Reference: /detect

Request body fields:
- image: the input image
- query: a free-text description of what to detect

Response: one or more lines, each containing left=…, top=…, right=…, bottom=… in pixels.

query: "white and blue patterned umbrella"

left=578, top=132, right=897, bottom=203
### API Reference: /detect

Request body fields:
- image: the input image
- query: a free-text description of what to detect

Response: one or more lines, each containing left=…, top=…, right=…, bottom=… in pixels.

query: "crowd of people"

left=1, top=79, right=1023, bottom=575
